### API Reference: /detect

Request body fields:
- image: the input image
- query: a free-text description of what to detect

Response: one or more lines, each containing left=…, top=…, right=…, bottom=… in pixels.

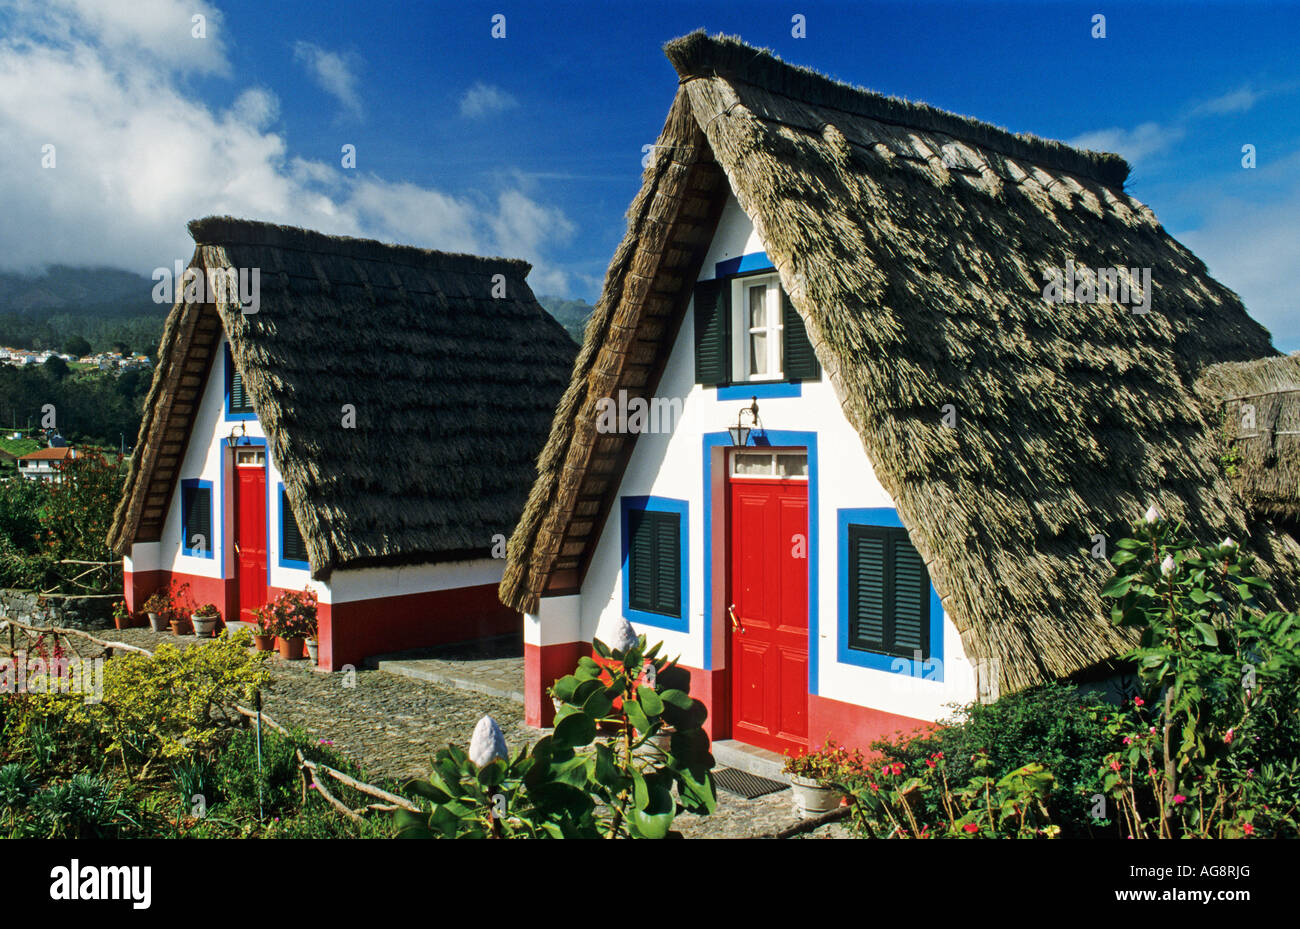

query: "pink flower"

left=1110, top=759, right=1122, bottom=772
left=1243, top=823, right=1254, bottom=836
left=1224, top=728, right=1235, bottom=744
left=1173, top=794, right=1187, bottom=805
left=1122, top=737, right=1131, bottom=745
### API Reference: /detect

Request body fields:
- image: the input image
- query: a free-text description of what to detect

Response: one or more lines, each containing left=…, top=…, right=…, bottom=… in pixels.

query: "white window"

left=729, top=449, right=807, bottom=479
left=731, top=273, right=783, bottom=382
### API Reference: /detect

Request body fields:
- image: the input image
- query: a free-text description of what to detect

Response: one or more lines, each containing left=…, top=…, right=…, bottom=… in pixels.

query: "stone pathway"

left=102, top=626, right=848, bottom=837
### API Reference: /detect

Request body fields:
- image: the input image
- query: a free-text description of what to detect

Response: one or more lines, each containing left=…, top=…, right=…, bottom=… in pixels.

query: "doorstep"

left=367, top=637, right=525, bottom=704
left=710, top=740, right=789, bottom=783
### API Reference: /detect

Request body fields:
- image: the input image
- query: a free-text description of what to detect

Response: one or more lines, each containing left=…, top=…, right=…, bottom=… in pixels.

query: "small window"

left=627, top=509, right=681, bottom=618
left=848, top=524, right=930, bottom=659
left=181, top=481, right=213, bottom=559
left=235, top=448, right=266, bottom=467
left=730, top=450, right=807, bottom=479
left=732, top=273, right=783, bottom=382
left=280, top=487, right=309, bottom=566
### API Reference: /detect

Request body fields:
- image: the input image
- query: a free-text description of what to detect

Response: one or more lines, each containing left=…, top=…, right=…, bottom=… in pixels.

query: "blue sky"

left=2, top=0, right=1297, bottom=347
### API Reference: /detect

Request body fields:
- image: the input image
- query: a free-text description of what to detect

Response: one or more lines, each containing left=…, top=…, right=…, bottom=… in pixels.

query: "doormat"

left=713, top=767, right=789, bottom=800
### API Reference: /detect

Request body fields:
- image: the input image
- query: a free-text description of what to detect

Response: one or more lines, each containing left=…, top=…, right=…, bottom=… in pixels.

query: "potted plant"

left=142, top=591, right=170, bottom=633
left=165, top=579, right=194, bottom=635
left=262, top=588, right=318, bottom=660
left=111, top=600, right=133, bottom=631
left=249, top=607, right=276, bottom=652
left=191, top=603, right=221, bottom=638
left=782, top=740, right=854, bottom=819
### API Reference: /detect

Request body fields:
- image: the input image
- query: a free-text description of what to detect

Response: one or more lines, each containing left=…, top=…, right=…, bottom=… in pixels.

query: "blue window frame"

left=620, top=495, right=689, bottom=632
left=181, top=478, right=214, bottom=559
left=837, top=508, right=944, bottom=679
left=278, top=484, right=310, bottom=570
left=224, top=343, right=256, bottom=421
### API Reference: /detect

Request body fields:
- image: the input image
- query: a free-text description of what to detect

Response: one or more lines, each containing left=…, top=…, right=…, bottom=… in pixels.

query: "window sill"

left=716, top=382, right=801, bottom=400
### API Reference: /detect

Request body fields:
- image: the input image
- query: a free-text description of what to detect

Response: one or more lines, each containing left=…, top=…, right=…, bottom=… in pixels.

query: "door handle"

left=728, top=603, right=745, bottom=634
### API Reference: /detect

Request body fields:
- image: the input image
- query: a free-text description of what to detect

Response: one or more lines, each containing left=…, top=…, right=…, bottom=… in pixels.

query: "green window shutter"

left=230, top=367, right=253, bottom=414
left=782, top=290, right=821, bottom=381
left=693, top=278, right=730, bottom=387
left=848, top=524, right=931, bottom=659
left=849, top=527, right=887, bottom=651
left=183, top=485, right=212, bottom=555
left=652, top=513, right=680, bottom=616
left=891, top=535, right=930, bottom=657
left=628, top=509, right=681, bottom=617
left=282, top=488, right=309, bottom=563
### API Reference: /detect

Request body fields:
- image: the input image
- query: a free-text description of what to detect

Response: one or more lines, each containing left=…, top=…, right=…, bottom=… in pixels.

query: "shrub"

left=855, top=683, right=1113, bottom=836
left=0, top=763, right=35, bottom=810
left=69, top=628, right=270, bottom=776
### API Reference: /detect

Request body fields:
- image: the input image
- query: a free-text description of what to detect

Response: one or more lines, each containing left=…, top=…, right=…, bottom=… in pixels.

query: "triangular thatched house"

left=110, top=217, right=576, bottom=669
left=499, top=32, right=1300, bottom=748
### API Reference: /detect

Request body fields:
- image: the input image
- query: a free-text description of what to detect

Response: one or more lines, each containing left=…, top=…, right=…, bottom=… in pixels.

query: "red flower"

left=1243, top=823, right=1254, bottom=836
left=962, top=823, right=978, bottom=834
left=1110, top=759, right=1122, bottom=772
left=1224, top=728, right=1235, bottom=744
left=1134, top=697, right=1145, bottom=707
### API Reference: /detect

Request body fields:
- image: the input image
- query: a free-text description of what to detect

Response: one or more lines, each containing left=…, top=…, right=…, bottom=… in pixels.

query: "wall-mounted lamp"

left=226, top=422, right=247, bottom=450
left=728, top=396, right=761, bottom=447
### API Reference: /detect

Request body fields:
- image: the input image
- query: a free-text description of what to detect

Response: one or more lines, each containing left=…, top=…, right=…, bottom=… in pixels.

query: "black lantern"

left=226, top=422, right=246, bottom=450
left=729, top=396, right=761, bottom=447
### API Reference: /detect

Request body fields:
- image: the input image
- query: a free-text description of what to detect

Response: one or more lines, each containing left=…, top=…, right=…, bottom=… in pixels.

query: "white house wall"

left=577, top=195, right=979, bottom=723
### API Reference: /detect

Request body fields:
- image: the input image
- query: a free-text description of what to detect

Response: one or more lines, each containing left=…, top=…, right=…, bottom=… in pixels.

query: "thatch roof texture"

left=501, top=32, right=1300, bottom=697
left=110, top=217, right=577, bottom=579
left=1196, top=353, right=1300, bottom=521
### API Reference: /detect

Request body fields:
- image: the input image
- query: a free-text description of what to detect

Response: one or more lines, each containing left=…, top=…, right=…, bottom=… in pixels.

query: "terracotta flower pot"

left=169, top=617, right=192, bottom=636
left=253, top=633, right=276, bottom=651
left=278, top=636, right=304, bottom=660
left=148, top=612, right=168, bottom=633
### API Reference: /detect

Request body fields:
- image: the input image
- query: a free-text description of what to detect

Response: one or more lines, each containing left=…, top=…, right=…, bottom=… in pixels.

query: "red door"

left=727, top=467, right=809, bottom=754
left=234, top=451, right=267, bottom=624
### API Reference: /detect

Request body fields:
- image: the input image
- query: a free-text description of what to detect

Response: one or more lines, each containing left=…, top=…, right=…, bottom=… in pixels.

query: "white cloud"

left=0, top=6, right=577, bottom=294
left=1177, top=154, right=1300, bottom=351
left=459, top=82, right=518, bottom=119
left=1069, top=122, right=1186, bottom=165
left=10, top=0, right=230, bottom=75
left=292, top=41, right=362, bottom=119
left=1194, top=87, right=1261, bottom=116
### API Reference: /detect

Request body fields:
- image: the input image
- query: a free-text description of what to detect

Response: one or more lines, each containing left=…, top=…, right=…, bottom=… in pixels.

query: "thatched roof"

left=110, top=217, right=577, bottom=579
left=500, top=32, right=1300, bottom=697
left=1196, top=353, right=1300, bottom=521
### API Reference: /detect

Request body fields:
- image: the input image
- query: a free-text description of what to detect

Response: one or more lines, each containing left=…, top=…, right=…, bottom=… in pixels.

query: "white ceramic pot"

left=789, top=774, right=842, bottom=818
left=148, top=612, right=168, bottom=633
left=192, top=614, right=220, bottom=638
left=305, top=638, right=319, bottom=663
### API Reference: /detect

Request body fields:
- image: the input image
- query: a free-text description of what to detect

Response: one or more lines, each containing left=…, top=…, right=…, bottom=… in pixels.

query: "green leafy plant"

left=1100, top=513, right=1300, bottom=837
left=395, top=629, right=717, bottom=838
left=192, top=602, right=220, bottom=619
